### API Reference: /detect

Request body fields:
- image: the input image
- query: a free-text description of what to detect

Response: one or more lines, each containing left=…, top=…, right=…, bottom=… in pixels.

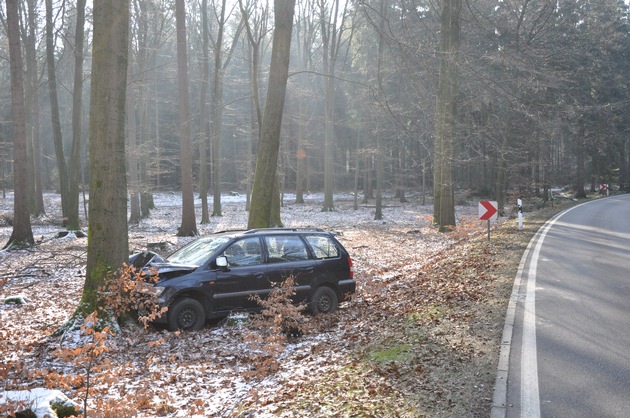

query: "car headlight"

left=135, top=282, right=166, bottom=297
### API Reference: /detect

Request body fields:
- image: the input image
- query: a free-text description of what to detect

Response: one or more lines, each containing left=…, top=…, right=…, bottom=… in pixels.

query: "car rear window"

left=304, top=235, right=339, bottom=259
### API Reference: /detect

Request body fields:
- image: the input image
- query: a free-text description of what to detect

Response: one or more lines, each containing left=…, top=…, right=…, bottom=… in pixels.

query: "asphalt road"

left=495, top=194, right=630, bottom=417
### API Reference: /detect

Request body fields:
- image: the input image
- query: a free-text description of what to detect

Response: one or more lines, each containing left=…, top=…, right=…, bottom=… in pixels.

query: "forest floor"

left=0, top=191, right=581, bottom=417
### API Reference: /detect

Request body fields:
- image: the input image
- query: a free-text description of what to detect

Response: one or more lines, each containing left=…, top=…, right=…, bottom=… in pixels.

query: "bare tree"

left=210, top=0, right=243, bottom=217
left=318, top=0, right=350, bottom=212
left=45, top=0, right=70, bottom=222
left=175, top=0, right=198, bottom=236
left=4, top=0, right=34, bottom=249
left=24, top=0, right=45, bottom=216
left=68, top=0, right=87, bottom=230
left=248, top=0, right=296, bottom=228
left=199, top=0, right=211, bottom=223
left=239, top=0, right=270, bottom=211
left=294, top=0, right=317, bottom=204
left=130, top=0, right=173, bottom=219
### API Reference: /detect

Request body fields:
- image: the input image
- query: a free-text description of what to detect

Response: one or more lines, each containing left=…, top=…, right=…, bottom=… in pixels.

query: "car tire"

left=167, top=298, right=206, bottom=331
left=309, top=286, right=338, bottom=315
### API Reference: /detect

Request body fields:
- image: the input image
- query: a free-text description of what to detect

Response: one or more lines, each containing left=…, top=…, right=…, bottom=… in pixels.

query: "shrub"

left=98, top=264, right=168, bottom=328
left=242, top=277, right=309, bottom=379
left=46, top=311, right=114, bottom=417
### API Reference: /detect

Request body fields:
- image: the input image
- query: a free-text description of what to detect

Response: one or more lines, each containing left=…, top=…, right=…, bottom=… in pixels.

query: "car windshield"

left=166, top=236, right=231, bottom=267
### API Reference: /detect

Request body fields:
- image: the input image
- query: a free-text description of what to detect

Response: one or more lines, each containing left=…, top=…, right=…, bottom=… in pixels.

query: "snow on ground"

left=1, top=191, right=483, bottom=416
left=0, top=388, right=79, bottom=418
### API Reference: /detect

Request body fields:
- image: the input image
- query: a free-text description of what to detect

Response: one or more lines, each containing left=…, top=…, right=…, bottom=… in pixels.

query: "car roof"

left=212, top=227, right=330, bottom=237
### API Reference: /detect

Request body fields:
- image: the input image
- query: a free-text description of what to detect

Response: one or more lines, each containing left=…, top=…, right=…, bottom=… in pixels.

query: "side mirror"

left=216, top=256, right=228, bottom=269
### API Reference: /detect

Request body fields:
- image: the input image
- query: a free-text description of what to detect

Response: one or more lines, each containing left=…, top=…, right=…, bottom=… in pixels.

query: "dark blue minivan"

left=130, top=228, right=356, bottom=331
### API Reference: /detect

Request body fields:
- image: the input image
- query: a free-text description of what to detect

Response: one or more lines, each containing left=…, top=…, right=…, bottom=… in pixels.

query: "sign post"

left=517, top=198, right=523, bottom=231
left=479, top=201, right=498, bottom=242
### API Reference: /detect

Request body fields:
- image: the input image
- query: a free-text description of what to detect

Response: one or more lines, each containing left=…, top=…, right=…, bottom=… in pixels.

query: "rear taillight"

left=348, top=256, right=354, bottom=278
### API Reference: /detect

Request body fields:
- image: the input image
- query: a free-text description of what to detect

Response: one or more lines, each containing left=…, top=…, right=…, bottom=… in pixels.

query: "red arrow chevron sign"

left=479, top=201, right=498, bottom=221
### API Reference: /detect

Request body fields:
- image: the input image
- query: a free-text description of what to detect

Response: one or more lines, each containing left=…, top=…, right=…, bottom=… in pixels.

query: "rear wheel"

left=167, top=298, right=206, bottom=331
left=309, top=286, right=338, bottom=315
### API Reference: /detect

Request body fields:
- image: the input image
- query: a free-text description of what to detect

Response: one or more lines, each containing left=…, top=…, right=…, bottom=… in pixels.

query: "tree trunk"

left=126, top=3, right=140, bottom=224
left=127, top=72, right=141, bottom=224
left=46, top=0, right=69, bottom=221
left=80, top=0, right=130, bottom=317
left=4, top=0, right=34, bottom=249
left=239, top=0, right=268, bottom=211
left=374, top=0, right=386, bottom=221
left=353, top=128, right=361, bottom=210
left=374, top=128, right=384, bottom=220
left=25, top=0, right=45, bottom=216
left=322, top=60, right=335, bottom=212
left=433, top=0, right=461, bottom=232
left=199, top=0, right=210, bottom=224
left=211, top=0, right=227, bottom=217
left=175, top=0, right=198, bottom=236
left=576, top=119, right=587, bottom=198
left=246, top=39, right=260, bottom=211
left=248, top=0, right=295, bottom=229
left=363, top=153, right=373, bottom=203
left=294, top=2, right=314, bottom=205
left=319, top=0, right=348, bottom=212
left=495, top=126, right=509, bottom=215
left=295, top=63, right=307, bottom=204
left=67, top=0, right=87, bottom=230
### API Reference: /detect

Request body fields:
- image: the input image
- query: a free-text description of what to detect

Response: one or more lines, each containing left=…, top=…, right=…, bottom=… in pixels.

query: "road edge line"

left=490, top=220, right=538, bottom=417
left=491, top=201, right=590, bottom=417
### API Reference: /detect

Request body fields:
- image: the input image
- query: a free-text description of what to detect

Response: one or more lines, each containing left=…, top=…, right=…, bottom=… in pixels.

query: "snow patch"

left=0, top=388, right=79, bottom=418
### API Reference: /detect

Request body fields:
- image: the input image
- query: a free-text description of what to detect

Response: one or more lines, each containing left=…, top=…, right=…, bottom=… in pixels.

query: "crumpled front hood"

left=129, top=251, right=197, bottom=281
left=149, top=263, right=197, bottom=281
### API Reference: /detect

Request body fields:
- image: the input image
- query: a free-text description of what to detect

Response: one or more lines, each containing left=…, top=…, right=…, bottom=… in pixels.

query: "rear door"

left=262, top=234, right=314, bottom=303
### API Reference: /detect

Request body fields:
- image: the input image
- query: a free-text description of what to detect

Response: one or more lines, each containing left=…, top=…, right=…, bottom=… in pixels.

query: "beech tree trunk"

left=4, top=0, right=34, bottom=249
left=199, top=0, right=210, bottom=224
left=67, top=0, right=87, bottom=230
left=433, top=0, right=461, bottom=232
left=175, top=0, right=198, bottom=236
left=80, top=0, right=130, bottom=316
left=248, top=0, right=295, bottom=228
left=240, top=0, right=268, bottom=211
left=211, top=0, right=228, bottom=217
left=25, top=0, right=45, bottom=216
left=45, top=0, right=69, bottom=221
left=127, top=69, right=141, bottom=224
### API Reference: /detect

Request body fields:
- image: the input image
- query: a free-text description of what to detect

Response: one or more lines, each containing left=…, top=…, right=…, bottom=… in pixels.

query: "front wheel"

left=167, top=297, right=206, bottom=331
left=309, top=286, right=338, bottom=315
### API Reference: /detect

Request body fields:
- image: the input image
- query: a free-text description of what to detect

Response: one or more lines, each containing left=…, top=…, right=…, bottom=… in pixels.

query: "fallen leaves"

left=1, top=193, right=518, bottom=417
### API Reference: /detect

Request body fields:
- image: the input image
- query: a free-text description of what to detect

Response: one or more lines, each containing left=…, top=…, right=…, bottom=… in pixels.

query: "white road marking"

left=520, top=203, right=585, bottom=417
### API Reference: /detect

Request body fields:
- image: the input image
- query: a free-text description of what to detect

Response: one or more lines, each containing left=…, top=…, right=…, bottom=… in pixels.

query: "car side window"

left=264, top=235, right=309, bottom=263
left=224, top=237, right=262, bottom=267
left=304, top=235, right=339, bottom=259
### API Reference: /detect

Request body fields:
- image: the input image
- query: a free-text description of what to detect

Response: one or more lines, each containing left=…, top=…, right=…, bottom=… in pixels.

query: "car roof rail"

left=244, top=227, right=325, bottom=234
left=213, top=229, right=248, bottom=235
